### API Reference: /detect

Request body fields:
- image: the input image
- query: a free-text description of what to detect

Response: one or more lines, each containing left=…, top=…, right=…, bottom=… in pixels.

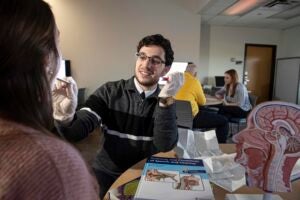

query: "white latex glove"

left=52, top=77, right=78, bottom=123
left=159, top=71, right=184, bottom=98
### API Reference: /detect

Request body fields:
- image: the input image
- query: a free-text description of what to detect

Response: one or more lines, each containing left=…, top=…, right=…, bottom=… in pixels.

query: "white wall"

left=206, top=26, right=282, bottom=85
left=199, top=24, right=210, bottom=83
left=279, top=26, right=300, bottom=58
left=45, top=0, right=201, bottom=96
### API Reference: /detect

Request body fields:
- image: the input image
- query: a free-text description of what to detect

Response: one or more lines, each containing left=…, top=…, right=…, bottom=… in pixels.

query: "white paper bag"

left=175, top=128, right=196, bottom=158
left=193, top=129, right=222, bottom=157
left=175, top=129, right=245, bottom=192
left=202, top=153, right=246, bottom=192
left=175, top=128, right=222, bottom=159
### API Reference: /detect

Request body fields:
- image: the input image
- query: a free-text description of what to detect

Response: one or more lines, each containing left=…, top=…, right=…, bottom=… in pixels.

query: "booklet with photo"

left=134, top=156, right=214, bottom=200
left=108, top=177, right=140, bottom=200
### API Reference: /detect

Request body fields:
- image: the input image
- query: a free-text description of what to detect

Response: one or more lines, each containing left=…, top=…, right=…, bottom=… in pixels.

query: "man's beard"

left=136, top=75, right=159, bottom=88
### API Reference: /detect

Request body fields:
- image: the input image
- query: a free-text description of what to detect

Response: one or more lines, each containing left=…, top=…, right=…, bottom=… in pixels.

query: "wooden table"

left=105, top=144, right=300, bottom=200
left=205, top=95, right=223, bottom=106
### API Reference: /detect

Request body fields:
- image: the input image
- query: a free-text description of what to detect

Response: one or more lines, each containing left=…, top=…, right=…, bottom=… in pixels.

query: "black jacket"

left=56, top=77, right=178, bottom=176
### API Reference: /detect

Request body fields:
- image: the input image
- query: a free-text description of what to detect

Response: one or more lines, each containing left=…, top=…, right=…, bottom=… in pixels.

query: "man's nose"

left=143, top=58, right=153, bottom=68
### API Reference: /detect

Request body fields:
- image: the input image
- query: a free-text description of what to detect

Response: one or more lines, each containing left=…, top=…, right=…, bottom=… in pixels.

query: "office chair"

left=175, top=100, right=220, bottom=132
left=174, top=100, right=194, bottom=158
left=175, top=100, right=194, bottom=129
left=229, top=94, right=258, bottom=136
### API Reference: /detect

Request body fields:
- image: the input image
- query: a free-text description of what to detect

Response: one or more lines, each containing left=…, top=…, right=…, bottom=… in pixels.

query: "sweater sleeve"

left=235, top=83, right=246, bottom=107
left=235, top=83, right=252, bottom=111
left=55, top=86, right=108, bottom=142
left=152, top=103, right=178, bottom=152
left=215, top=86, right=226, bottom=98
left=55, top=110, right=100, bottom=142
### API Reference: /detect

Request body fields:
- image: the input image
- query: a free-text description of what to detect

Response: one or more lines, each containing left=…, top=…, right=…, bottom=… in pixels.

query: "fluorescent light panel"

left=223, top=0, right=267, bottom=16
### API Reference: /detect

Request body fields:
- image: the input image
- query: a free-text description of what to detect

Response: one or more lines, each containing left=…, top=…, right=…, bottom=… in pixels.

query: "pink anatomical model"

left=233, top=101, right=300, bottom=192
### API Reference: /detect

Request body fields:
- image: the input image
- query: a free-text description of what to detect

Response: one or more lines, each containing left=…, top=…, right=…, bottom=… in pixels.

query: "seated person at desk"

left=175, top=63, right=228, bottom=143
left=215, top=69, right=251, bottom=118
left=52, top=34, right=183, bottom=199
left=0, top=0, right=99, bottom=199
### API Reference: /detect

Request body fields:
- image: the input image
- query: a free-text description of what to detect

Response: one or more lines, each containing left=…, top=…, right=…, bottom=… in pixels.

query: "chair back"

left=175, top=100, right=193, bottom=129
left=249, top=93, right=258, bottom=108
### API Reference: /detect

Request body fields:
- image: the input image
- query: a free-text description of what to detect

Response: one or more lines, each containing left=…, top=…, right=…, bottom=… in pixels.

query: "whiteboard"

left=273, top=58, right=300, bottom=104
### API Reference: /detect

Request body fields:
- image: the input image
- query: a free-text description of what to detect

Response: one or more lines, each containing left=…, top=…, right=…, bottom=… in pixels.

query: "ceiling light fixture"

left=223, top=0, right=267, bottom=16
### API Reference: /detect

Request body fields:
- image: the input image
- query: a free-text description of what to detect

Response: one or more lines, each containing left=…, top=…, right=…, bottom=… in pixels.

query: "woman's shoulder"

left=236, top=82, right=247, bottom=90
left=0, top=120, right=80, bottom=161
left=0, top=119, right=99, bottom=199
left=17, top=127, right=93, bottom=180
left=236, top=82, right=244, bottom=87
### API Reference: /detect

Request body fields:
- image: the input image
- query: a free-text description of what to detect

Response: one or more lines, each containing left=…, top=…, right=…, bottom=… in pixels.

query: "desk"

left=105, top=144, right=300, bottom=200
left=205, top=95, right=223, bottom=106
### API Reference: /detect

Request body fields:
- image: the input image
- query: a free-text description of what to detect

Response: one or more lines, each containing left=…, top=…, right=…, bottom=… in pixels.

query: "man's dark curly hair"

left=137, top=34, right=174, bottom=67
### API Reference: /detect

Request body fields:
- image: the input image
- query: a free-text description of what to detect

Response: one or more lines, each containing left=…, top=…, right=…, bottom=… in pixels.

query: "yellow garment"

left=175, top=72, right=206, bottom=116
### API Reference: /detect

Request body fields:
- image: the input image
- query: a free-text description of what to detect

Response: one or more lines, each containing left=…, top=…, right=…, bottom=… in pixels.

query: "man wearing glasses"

left=53, top=34, right=183, bottom=198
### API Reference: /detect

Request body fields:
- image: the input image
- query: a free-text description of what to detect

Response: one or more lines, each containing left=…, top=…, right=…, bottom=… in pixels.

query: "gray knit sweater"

left=0, top=118, right=99, bottom=200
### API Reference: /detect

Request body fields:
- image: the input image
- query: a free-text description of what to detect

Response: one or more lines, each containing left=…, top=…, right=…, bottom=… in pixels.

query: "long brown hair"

left=225, top=69, right=239, bottom=97
left=0, top=0, right=59, bottom=131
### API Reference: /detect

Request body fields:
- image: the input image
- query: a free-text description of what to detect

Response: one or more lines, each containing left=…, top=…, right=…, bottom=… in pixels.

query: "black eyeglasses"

left=135, top=52, right=165, bottom=66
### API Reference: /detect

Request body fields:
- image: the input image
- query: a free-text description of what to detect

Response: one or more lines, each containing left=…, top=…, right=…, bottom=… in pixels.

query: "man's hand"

left=52, top=77, right=78, bottom=124
left=159, top=72, right=184, bottom=98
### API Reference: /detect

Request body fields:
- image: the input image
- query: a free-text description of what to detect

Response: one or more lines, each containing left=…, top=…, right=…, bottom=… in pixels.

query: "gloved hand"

left=159, top=72, right=184, bottom=98
left=52, top=77, right=78, bottom=123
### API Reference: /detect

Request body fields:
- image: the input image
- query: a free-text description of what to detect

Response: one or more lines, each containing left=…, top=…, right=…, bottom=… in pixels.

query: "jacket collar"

left=125, top=76, right=160, bottom=99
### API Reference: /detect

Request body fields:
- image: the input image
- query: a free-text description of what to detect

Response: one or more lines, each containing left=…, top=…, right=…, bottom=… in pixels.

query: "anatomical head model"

left=233, top=101, right=300, bottom=192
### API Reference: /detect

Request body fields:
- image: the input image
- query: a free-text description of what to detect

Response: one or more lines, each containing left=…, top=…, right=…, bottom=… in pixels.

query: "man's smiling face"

left=135, top=45, right=169, bottom=90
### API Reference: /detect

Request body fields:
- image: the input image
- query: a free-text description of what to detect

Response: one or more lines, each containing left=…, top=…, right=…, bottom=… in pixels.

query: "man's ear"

left=161, top=66, right=171, bottom=76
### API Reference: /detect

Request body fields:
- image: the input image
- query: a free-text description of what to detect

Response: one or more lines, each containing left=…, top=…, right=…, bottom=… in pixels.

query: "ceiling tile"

left=280, top=15, right=300, bottom=29
left=270, top=5, right=300, bottom=19
left=202, top=6, right=228, bottom=15
left=195, top=0, right=300, bottom=29
left=213, top=0, right=237, bottom=7
left=201, top=14, right=215, bottom=21
left=209, top=15, right=239, bottom=25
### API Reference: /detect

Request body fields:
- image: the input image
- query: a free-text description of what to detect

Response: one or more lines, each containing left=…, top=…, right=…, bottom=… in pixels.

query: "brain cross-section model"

left=233, top=101, right=300, bottom=192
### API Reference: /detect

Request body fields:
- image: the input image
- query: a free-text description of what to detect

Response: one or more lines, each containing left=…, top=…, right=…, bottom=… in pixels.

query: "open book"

left=134, top=156, right=214, bottom=200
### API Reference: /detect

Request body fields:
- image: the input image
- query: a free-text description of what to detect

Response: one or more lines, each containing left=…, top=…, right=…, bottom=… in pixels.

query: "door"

left=244, top=44, right=276, bottom=104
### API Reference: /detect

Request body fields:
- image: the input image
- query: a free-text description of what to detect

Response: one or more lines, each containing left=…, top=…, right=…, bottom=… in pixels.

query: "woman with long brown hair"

left=0, top=0, right=99, bottom=199
left=215, top=69, right=251, bottom=118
